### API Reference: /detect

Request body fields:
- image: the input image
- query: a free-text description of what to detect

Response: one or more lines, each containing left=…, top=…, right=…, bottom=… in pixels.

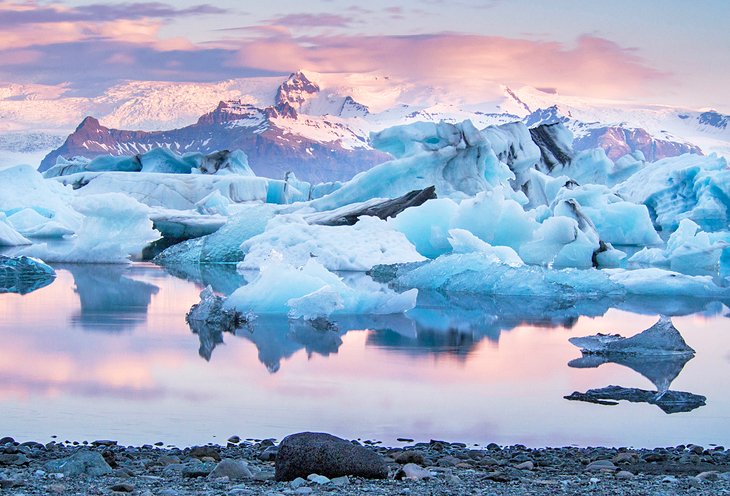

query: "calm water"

left=1, top=263, right=728, bottom=448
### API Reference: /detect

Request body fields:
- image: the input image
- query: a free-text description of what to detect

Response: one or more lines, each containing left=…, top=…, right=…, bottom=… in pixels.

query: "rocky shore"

left=2, top=433, right=730, bottom=495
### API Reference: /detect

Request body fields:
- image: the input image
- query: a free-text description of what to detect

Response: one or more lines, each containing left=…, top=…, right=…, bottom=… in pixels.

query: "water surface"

left=1, top=263, right=728, bottom=448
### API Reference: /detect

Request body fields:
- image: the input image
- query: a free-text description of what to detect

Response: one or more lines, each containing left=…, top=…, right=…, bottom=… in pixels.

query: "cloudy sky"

left=1, top=0, right=728, bottom=110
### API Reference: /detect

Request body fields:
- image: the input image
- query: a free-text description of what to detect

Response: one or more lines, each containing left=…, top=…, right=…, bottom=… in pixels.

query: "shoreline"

left=2, top=433, right=730, bottom=495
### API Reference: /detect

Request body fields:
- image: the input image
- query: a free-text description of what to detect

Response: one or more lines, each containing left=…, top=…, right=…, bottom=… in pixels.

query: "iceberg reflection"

left=67, top=265, right=159, bottom=332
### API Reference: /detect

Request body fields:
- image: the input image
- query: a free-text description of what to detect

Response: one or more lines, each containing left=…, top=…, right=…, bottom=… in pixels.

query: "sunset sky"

left=1, top=0, right=729, bottom=111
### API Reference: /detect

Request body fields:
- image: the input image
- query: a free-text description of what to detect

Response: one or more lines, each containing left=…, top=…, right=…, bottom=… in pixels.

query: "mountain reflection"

left=66, top=265, right=159, bottom=332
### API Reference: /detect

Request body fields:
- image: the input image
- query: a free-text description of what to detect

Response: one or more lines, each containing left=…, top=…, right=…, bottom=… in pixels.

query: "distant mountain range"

left=1, top=70, right=727, bottom=180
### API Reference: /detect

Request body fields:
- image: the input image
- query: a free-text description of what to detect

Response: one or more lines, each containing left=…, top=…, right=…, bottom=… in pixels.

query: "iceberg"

left=238, top=216, right=425, bottom=272
left=309, top=120, right=516, bottom=212
left=614, top=154, right=730, bottom=232
left=224, top=257, right=418, bottom=319
left=43, top=148, right=254, bottom=178
left=0, top=255, right=56, bottom=294
left=0, top=214, right=32, bottom=246
left=0, top=165, right=82, bottom=237
left=629, top=218, right=728, bottom=273
left=21, top=193, right=160, bottom=263
left=568, top=316, right=695, bottom=357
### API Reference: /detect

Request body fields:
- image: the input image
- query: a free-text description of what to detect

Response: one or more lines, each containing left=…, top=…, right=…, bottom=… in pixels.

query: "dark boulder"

left=275, top=432, right=388, bottom=481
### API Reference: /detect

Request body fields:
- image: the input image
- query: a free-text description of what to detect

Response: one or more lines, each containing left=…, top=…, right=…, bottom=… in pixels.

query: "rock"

left=181, top=460, right=216, bottom=478
left=258, top=446, right=278, bottom=461
left=331, top=475, right=350, bottom=486
left=312, top=186, right=437, bottom=226
left=696, top=470, right=719, bottom=481
left=208, top=459, right=253, bottom=481
left=585, top=459, right=617, bottom=471
left=612, top=452, right=635, bottom=464
left=395, top=463, right=432, bottom=480
left=0, top=437, right=14, bottom=445
left=616, top=470, right=634, bottom=479
left=0, top=453, right=30, bottom=466
left=275, top=432, right=388, bottom=481
left=307, top=473, right=331, bottom=484
left=394, top=451, right=425, bottom=465
left=45, top=450, right=113, bottom=477
left=294, top=488, right=313, bottom=495
left=515, top=461, right=534, bottom=470
left=109, top=483, right=134, bottom=492
left=189, top=446, right=221, bottom=461
left=290, top=477, right=307, bottom=489
left=252, top=470, right=275, bottom=481
left=227, top=436, right=241, bottom=444
left=91, top=440, right=117, bottom=447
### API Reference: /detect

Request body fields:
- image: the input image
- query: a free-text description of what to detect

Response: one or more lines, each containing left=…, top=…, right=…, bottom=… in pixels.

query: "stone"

left=515, top=461, right=534, bottom=470
left=290, top=477, right=307, bottom=489
left=45, top=450, right=113, bottom=477
left=294, top=488, right=313, bottom=495
left=0, top=453, right=30, bottom=466
left=91, top=440, right=117, bottom=447
left=331, top=475, right=350, bottom=486
left=613, top=452, right=635, bottom=464
left=696, top=470, right=719, bottom=481
left=395, top=463, right=432, bottom=480
left=394, top=451, right=425, bottom=465
left=307, top=473, right=331, bottom=484
left=228, top=436, right=241, bottom=444
left=0, top=437, right=14, bottom=445
left=616, top=470, right=634, bottom=479
left=109, top=483, right=135, bottom=492
left=208, top=459, right=253, bottom=481
left=258, top=446, right=278, bottom=461
left=275, top=432, right=388, bottom=481
left=585, top=459, right=617, bottom=471
left=189, top=446, right=221, bottom=461
left=181, top=460, right=216, bottom=478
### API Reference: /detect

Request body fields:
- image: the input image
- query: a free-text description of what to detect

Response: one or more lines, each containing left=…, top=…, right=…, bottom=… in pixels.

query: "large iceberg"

left=44, top=148, right=254, bottom=178
left=0, top=165, right=82, bottom=238
left=238, top=216, right=425, bottom=271
left=224, top=257, right=418, bottom=319
left=0, top=255, right=56, bottom=294
left=21, top=193, right=160, bottom=263
left=614, top=153, right=729, bottom=232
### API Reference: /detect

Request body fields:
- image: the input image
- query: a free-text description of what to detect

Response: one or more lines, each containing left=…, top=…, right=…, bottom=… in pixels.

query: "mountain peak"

left=274, top=71, right=321, bottom=118
left=76, top=116, right=102, bottom=131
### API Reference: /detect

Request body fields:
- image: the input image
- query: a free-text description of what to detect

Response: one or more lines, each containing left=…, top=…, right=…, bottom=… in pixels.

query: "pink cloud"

left=234, top=33, right=667, bottom=101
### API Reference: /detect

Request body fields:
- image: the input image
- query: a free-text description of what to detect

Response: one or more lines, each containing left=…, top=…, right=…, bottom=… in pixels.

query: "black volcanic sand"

left=2, top=435, right=730, bottom=495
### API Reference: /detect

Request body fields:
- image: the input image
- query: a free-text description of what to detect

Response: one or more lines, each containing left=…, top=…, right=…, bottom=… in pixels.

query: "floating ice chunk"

left=605, top=267, right=729, bottom=297
left=569, top=316, right=695, bottom=356
left=564, top=386, right=706, bottom=414
left=44, top=148, right=254, bottom=178
left=195, top=190, right=231, bottom=216
left=224, top=257, right=417, bottom=317
left=0, top=165, right=82, bottom=234
left=6, top=208, right=75, bottom=238
left=54, top=171, right=275, bottom=209
left=482, top=121, right=541, bottom=188
left=388, top=198, right=458, bottom=258
left=395, top=253, right=729, bottom=298
left=561, top=148, right=613, bottom=185
left=614, top=154, right=729, bottom=232
left=311, top=120, right=514, bottom=211
left=554, top=184, right=661, bottom=246
left=21, top=193, right=160, bottom=263
left=0, top=214, right=31, bottom=246
left=239, top=216, right=425, bottom=271
left=0, top=255, right=56, bottom=294
left=628, top=219, right=728, bottom=273
left=156, top=203, right=281, bottom=265
left=447, top=229, right=523, bottom=266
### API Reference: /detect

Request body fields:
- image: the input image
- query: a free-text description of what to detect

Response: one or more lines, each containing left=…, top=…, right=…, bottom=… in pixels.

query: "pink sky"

left=0, top=1, right=728, bottom=110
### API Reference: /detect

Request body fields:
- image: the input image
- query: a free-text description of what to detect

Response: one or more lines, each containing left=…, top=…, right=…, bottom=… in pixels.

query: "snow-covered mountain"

left=3, top=70, right=729, bottom=176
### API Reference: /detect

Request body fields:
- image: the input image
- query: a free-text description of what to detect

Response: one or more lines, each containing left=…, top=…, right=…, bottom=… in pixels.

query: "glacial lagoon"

left=1, top=263, right=728, bottom=448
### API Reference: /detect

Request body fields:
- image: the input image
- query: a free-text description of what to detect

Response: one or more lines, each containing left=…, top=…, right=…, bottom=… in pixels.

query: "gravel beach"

left=2, top=433, right=730, bottom=495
